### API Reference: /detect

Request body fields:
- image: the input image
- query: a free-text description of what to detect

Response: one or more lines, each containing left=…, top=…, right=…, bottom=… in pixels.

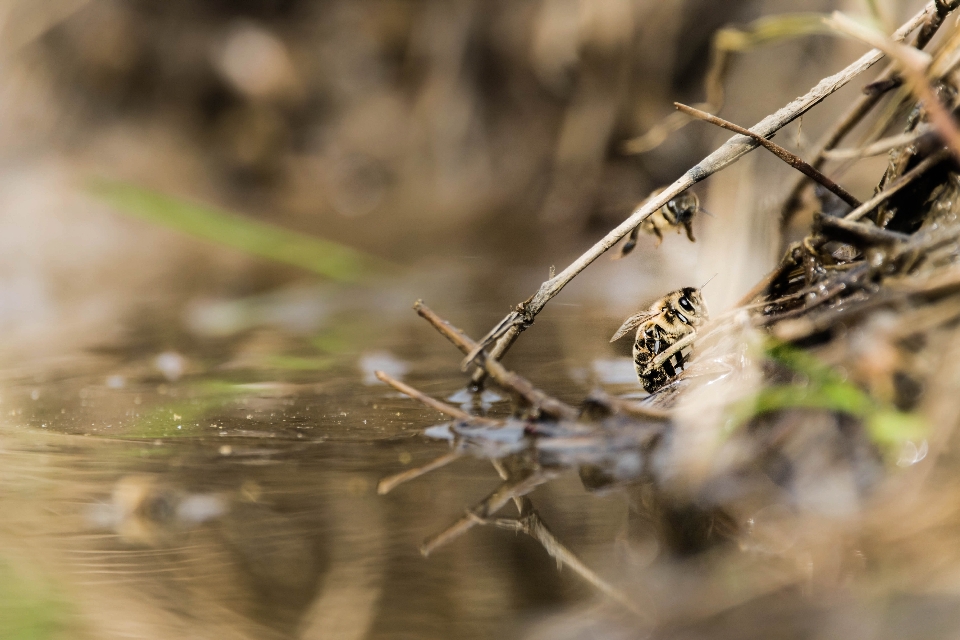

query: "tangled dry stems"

left=379, top=0, right=960, bottom=621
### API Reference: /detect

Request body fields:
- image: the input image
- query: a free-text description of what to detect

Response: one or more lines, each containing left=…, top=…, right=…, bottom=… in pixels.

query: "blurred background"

left=0, top=0, right=916, bottom=638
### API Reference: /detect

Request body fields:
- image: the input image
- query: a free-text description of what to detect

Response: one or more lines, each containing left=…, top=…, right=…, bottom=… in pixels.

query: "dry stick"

left=817, top=214, right=911, bottom=245
left=779, top=1, right=957, bottom=232
left=778, top=69, right=895, bottom=231
left=374, top=370, right=481, bottom=422
left=746, top=148, right=950, bottom=306
left=845, top=149, right=950, bottom=221
left=396, top=342, right=643, bottom=615
left=773, top=281, right=960, bottom=342
left=769, top=227, right=960, bottom=339
left=413, top=300, right=580, bottom=421
left=461, top=1, right=941, bottom=372
left=862, top=75, right=903, bottom=95
left=398, top=310, right=627, bottom=606
left=917, top=0, right=960, bottom=49
left=469, top=327, right=515, bottom=387
left=413, top=298, right=475, bottom=354
left=760, top=262, right=873, bottom=325
left=675, top=102, right=862, bottom=208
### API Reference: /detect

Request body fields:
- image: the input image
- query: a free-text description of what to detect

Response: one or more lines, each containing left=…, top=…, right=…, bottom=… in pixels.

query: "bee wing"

left=610, top=311, right=656, bottom=342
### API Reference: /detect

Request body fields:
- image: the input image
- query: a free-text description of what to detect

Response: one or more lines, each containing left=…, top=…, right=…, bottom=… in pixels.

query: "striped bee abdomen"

left=634, top=326, right=664, bottom=393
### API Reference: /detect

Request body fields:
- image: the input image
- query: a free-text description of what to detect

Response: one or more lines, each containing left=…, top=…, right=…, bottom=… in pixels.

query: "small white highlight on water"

left=359, top=351, right=409, bottom=385
left=155, top=352, right=186, bottom=382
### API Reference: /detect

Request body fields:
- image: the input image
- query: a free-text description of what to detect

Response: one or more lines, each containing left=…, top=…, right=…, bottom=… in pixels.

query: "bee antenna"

left=698, top=207, right=715, bottom=218
left=700, top=273, right=718, bottom=290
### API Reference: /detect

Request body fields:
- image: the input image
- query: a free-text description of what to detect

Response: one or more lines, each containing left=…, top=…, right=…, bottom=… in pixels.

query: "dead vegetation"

left=376, top=1, right=960, bottom=633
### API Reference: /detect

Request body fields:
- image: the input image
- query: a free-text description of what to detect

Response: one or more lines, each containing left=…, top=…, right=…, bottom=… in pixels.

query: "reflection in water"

left=0, top=283, right=632, bottom=639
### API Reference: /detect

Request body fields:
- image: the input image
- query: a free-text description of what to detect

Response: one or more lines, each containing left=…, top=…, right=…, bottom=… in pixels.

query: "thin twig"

left=759, top=262, right=873, bottom=326
left=862, top=75, right=903, bottom=95
left=916, top=0, right=960, bottom=49
left=822, top=126, right=933, bottom=160
left=778, top=68, right=896, bottom=232
left=845, top=149, right=950, bottom=221
left=462, top=1, right=942, bottom=368
left=414, top=301, right=580, bottom=421
left=413, top=298, right=475, bottom=354
left=772, top=280, right=960, bottom=342
left=469, top=327, right=517, bottom=388
left=374, top=370, right=481, bottom=422
left=817, top=214, right=910, bottom=245
left=675, top=102, right=862, bottom=208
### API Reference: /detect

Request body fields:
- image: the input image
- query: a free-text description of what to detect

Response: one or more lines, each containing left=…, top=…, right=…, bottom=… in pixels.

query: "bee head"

left=675, top=287, right=708, bottom=324
left=665, top=193, right=699, bottom=225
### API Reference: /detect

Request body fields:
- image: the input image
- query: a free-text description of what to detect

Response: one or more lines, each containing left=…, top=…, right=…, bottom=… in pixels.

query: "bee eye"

left=678, top=296, right=694, bottom=312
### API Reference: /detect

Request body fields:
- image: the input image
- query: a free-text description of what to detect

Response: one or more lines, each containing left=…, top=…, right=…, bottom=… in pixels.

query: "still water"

left=0, top=260, right=656, bottom=640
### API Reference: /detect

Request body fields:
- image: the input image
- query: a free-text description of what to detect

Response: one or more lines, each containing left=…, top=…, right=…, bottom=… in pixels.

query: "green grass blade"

left=714, top=13, right=832, bottom=51
left=90, top=180, right=385, bottom=282
left=732, top=340, right=929, bottom=452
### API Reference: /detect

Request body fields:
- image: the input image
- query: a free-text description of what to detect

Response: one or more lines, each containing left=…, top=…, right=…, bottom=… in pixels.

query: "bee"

left=610, top=287, right=709, bottom=393
left=616, top=190, right=704, bottom=258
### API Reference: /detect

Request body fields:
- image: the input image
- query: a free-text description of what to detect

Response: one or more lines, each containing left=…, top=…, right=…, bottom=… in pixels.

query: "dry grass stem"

left=780, top=2, right=957, bottom=232
left=827, top=11, right=960, bottom=162
left=413, top=299, right=475, bottom=355
left=821, top=127, right=933, bottom=160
